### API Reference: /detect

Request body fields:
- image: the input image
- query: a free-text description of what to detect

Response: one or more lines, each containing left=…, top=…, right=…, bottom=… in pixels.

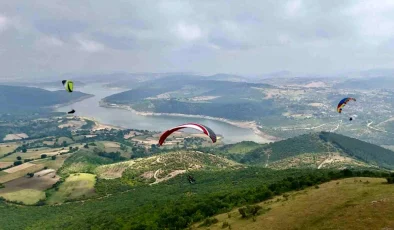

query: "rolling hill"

left=219, top=132, right=394, bottom=170
left=95, top=150, right=240, bottom=183
left=194, top=177, right=394, bottom=230
left=102, top=75, right=279, bottom=120
left=0, top=85, right=92, bottom=114
left=335, top=76, right=394, bottom=90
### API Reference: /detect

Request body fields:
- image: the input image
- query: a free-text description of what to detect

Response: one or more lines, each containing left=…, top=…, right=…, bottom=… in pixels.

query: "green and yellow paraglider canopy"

left=62, top=80, right=73, bottom=92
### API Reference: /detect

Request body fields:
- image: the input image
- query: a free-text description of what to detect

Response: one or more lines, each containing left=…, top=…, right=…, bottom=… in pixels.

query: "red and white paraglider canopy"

left=158, top=123, right=217, bottom=146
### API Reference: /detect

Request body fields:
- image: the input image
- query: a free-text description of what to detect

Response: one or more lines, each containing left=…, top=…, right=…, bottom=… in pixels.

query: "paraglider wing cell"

left=158, top=123, right=217, bottom=146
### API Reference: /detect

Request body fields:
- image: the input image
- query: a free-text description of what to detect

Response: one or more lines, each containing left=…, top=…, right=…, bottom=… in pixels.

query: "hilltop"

left=219, top=132, right=394, bottom=170
left=95, top=150, right=240, bottom=183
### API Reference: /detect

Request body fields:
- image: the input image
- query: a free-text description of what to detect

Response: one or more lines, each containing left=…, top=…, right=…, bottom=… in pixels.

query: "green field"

left=47, top=173, right=96, bottom=204
left=33, top=154, right=70, bottom=170
left=222, top=141, right=262, bottom=154
left=56, top=137, right=74, bottom=145
left=195, top=177, right=394, bottom=230
left=1, top=147, right=63, bottom=162
left=0, top=189, right=45, bottom=205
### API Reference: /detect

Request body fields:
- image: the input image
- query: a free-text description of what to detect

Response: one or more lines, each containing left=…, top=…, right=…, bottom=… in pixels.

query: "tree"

left=84, top=144, right=89, bottom=149
left=27, top=172, right=34, bottom=178
left=62, top=141, right=68, bottom=147
left=13, top=160, right=23, bottom=166
left=22, top=147, right=27, bottom=153
left=51, top=155, right=57, bottom=160
left=16, top=156, right=22, bottom=160
left=41, top=154, right=48, bottom=159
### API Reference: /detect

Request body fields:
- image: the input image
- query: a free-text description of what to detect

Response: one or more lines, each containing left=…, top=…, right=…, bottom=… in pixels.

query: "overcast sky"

left=1, top=0, right=394, bottom=78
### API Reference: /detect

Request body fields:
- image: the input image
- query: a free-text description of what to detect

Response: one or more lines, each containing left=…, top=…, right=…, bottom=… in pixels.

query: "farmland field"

left=47, top=173, right=96, bottom=204
left=0, top=162, right=13, bottom=169
left=32, top=154, right=70, bottom=170
left=0, top=170, right=59, bottom=204
left=0, top=169, right=59, bottom=193
left=1, top=147, right=64, bottom=162
left=0, top=143, right=19, bottom=155
left=0, top=189, right=45, bottom=205
left=0, top=163, right=44, bottom=183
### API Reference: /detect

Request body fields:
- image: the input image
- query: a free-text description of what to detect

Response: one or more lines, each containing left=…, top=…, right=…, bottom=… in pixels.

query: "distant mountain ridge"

left=335, top=76, right=394, bottom=90
left=0, top=85, right=91, bottom=114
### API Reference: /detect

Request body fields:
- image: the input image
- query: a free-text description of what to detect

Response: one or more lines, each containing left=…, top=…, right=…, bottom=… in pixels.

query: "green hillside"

left=0, top=85, right=91, bottom=114
left=0, top=167, right=385, bottom=230
left=228, top=132, right=394, bottom=169
left=102, top=75, right=279, bottom=120
left=195, top=177, right=394, bottom=230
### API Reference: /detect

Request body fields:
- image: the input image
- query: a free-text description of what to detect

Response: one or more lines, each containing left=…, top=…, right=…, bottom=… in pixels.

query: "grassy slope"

left=0, top=168, right=316, bottom=230
left=196, top=177, right=394, bottom=230
left=47, top=173, right=96, bottom=204
left=239, top=132, right=394, bottom=169
left=0, top=189, right=45, bottom=205
left=32, top=154, right=70, bottom=170
left=96, top=150, right=240, bottom=181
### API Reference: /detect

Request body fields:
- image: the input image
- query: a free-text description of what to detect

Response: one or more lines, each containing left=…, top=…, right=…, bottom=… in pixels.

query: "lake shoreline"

left=99, top=101, right=280, bottom=143
left=51, top=94, right=95, bottom=109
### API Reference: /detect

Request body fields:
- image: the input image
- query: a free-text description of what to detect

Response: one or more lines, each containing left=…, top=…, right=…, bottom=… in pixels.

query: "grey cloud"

left=1, top=0, right=394, bottom=78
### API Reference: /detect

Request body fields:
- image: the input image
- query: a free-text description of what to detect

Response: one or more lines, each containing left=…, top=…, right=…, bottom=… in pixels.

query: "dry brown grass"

left=194, top=177, right=394, bottom=230
left=0, top=162, right=13, bottom=169
left=0, top=143, right=19, bottom=155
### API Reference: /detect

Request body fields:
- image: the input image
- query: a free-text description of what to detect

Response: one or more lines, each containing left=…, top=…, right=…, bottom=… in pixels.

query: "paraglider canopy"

left=62, top=80, right=74, bottom=92
left=158, top=123, right=217, bottom=146
left=68, top=109, right=76, bottom=114
left=337, top=97, right=356, bottom=113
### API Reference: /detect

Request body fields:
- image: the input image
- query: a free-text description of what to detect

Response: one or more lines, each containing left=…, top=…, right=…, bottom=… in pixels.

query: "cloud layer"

left=1, top=0, right=394, bottom=78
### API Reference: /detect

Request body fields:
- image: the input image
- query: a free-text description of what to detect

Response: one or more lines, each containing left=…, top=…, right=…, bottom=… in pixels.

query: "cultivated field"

left=0, top=163, right=44, bottom=183
left=0, top=189, right=45, bottom=205
left=1, top=147, right=65, bottom=162
left=32, top=155, right=70, bottom=170
left=0, top=162, right=13, bottom=169
left=3, top=133, right=29, bottom=141
left=0, top=169, right=58, bottom=194
left=0, top=143, right=19, bottom=155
